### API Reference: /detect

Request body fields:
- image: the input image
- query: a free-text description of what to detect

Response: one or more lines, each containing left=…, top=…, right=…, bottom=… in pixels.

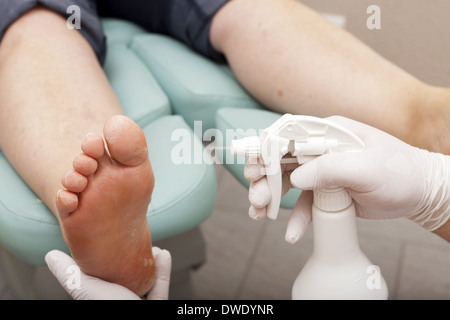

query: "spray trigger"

left=230, top=114, right=365, bottom=220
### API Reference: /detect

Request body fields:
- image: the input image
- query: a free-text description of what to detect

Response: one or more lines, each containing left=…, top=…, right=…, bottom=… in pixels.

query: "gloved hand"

left=245, top=116, right=450, bottom=244
left=45, top=247, right=172, bottom=300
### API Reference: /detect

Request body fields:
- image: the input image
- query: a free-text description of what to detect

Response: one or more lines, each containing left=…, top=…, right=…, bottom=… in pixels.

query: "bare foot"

left=55, top=115, right=156, bottom=297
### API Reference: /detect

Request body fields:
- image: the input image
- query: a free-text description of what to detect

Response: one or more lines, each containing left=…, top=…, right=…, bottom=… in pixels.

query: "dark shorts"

left=0, top=0, right=229, bottom=65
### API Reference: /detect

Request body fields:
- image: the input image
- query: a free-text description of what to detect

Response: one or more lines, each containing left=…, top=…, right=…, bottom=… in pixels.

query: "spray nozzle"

left=230, top=114, right=365, bottom=219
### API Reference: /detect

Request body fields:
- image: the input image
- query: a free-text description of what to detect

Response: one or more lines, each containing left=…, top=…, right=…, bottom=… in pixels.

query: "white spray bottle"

left=230, top=114, right=388, bottom=300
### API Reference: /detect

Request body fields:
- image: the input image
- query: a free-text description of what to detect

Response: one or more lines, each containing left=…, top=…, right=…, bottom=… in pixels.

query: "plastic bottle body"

left=292, top=199, right=388, bottom=300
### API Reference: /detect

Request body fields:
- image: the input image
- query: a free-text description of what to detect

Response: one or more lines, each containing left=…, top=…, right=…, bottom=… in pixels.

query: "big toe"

left=103, top=115, right=149, bottom=167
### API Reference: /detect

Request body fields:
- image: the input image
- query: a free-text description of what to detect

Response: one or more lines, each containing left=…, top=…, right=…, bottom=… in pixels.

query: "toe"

left=81, top=133, right=105, bottom=159
left=73, top=153, right=98, bottom=176
left=103, top=115, right=148, bottom=167
left=56, top=189, right=78, bottom=219
left=61, top=169, right=88, bottom=193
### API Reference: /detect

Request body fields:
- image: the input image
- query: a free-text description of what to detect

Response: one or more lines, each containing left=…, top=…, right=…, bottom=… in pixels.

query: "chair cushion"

left=102, top=18, right=148, bottom=47
left=129, top=33, right=265, bottom=132
left=102, top=18, right=171, bottom=127
left=103, top=43, right=171, bottom=127
left=144, top=116, right=217, bottom=241
left=0, top=115, right=216, bottom=265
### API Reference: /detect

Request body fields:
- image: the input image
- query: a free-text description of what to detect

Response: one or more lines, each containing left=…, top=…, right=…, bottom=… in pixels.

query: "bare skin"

left=0, top=8, right=156, bottom=295
left=435, top=220, right=450, bottom=242
left=57, top=115, right=156, bottom=296
left=210, top=0, right=450, bottom=155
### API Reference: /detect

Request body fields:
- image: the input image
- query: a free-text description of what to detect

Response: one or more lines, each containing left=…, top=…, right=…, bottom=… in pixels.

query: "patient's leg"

left=0, top=8, right=155, bottom=296
left=0, top=7, right=121, bottom=212
left=210, top=0, right=450, bottom=154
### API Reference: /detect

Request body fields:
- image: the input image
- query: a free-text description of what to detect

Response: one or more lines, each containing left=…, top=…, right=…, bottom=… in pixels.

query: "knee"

left=210, top=0, right=296, bottom=52
left=209, top=0, right=238, bottom=53
left=210, top=0, right=266, bottom=52
left=7, top=6, right=65, bottom=35
left=1, top=6, right=66, bottom=52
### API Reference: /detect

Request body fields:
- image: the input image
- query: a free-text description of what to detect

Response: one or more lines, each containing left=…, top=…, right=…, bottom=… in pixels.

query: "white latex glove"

left=245, top=158, right=302, bottom=240
left=245, top=116, right=450, bottom=244
left=45, top=247, right=172, bottom=300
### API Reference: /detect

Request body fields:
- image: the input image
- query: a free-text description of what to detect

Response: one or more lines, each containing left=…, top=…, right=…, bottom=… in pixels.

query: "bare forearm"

left=434, top=221, right=450, bottom=242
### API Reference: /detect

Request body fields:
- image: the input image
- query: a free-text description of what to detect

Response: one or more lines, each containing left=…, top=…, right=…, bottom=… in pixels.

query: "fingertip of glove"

left=284, top=232, right=300, bottom=244
left=289, top=166, right=304, bottom=185
left=44, top=249, right=63, bottom=265
left=249, top=206, right=266, bottom=220
left=152, top=247, right=171, bottom=259
left=158, top=249, right=172, bottom=263
left=249, top=181, right=271, bottom=208
left=290, top=161, right=318, bottom=190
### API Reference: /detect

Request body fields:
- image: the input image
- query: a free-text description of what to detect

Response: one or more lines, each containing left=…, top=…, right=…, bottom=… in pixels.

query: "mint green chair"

left=0, top=19, right=216, bottom=299
left=128, top=30, right=301, bottom=207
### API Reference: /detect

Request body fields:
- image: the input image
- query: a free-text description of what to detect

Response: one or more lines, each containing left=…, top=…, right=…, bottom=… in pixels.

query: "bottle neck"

left=311, top=202, right=361, bottom=260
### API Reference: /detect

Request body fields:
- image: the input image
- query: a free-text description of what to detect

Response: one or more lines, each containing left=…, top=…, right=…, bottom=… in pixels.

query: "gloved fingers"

left=45, top=249, right=140, bottom=300
left=45, top=249, right=78, bottom=293
left=249, top=178, right=271, bottom=208
left=249, top=205, right=267, bottom=220
left=285, top=191, right=313, bottom=244
left=244, top=158, right=298, bottom=182
left=244, top=158, right=265, bottom=182
left=290, top=152, right=364, bottom=191
left=146, top=247, right=172, bottom=300
left=290, top=156, right=329, bottom=190
left=249, top=167, right=293, bottom=208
